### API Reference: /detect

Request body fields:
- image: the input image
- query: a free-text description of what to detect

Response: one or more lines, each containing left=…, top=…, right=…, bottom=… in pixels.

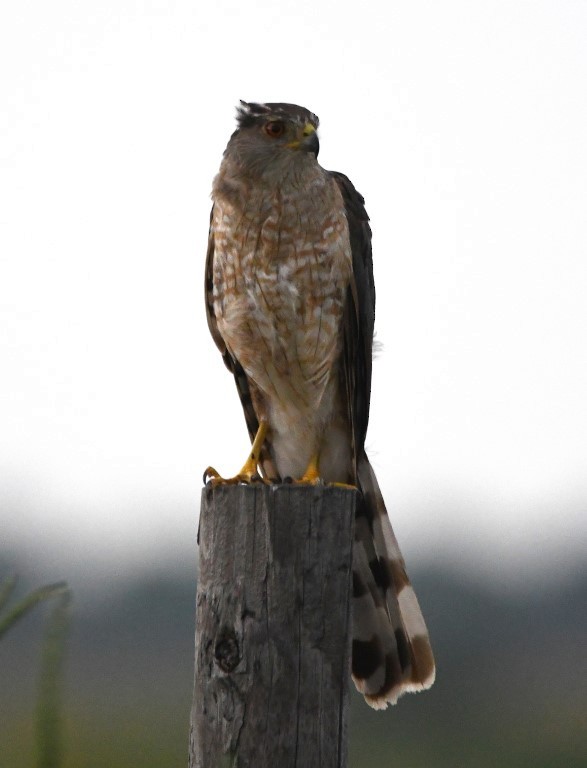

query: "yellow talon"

left=204, top=435, right=359, bottom=489
left=292, top=454, right=358, bottom=490
left=295, top=454, right=322, bottom=485
left=203, top=421, right=269, bottom=486
left=330, top=481, right=359, bottom=491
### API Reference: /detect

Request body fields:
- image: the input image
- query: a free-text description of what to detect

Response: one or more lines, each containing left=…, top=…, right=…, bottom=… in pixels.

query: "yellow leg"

left=295, top=454, right=321, bottom=485
left=294, top=453, right=358, bottom=490
left=204, top=421, right=269, bottom=486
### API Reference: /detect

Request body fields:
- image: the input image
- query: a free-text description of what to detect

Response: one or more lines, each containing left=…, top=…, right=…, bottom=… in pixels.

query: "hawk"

left=204, top=101, right=435, bottom=708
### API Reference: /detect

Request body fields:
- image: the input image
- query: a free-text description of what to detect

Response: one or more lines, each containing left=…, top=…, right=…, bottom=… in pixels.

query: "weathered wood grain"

left=189, top=484, right=356, bottom=768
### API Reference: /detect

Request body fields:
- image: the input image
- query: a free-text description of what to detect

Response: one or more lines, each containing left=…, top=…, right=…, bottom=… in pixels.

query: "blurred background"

left=1, top=1, right=586, bottom=766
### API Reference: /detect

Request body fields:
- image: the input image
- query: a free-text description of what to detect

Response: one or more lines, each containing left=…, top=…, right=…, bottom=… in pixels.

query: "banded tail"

left=352, top=455, right=435, bottom=708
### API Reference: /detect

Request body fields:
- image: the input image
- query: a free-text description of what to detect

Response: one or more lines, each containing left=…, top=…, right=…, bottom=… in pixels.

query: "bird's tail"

left=352, top=454, right=435, bottom=708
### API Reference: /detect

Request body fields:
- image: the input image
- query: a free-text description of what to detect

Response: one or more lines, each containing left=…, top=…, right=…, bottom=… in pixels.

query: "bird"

left=204, top=101, right=435, bottom=708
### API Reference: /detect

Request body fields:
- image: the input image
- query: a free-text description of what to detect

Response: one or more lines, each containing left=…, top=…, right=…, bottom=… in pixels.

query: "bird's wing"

left=205, top=209, right=279, bottom=480
left=331, top=172, right=436, bottom=708
left=329, top=171, right=375, bottom=464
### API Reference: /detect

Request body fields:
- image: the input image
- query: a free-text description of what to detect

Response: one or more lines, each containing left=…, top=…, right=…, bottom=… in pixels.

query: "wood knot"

left=214, top=628, right=240, bottom=672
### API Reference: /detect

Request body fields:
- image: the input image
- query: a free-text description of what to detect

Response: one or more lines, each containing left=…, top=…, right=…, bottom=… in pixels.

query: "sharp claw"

left=293, top=477, right=324, bottom=487
left=203, top=466, right=221, bottom=485
left=202, top=467, right=269, bottom=487
left=202, top=421, right=269, bottom=487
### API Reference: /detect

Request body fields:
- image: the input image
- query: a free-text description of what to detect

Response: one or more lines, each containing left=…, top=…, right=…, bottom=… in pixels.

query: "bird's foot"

left=329, top=481, right=358, bottom=491
left=288, top=477, right=357, bottom=491
left=203, top=421, right=269, bottom=487
left=288, top=457, right=357, bottom=489
left=203, top=465, right=265, bottom=486
left=291, top=454, right=322, bottom=485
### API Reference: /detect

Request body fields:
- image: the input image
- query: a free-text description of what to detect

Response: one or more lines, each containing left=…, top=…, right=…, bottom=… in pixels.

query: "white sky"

left=1, top=1, right=586, bottom=583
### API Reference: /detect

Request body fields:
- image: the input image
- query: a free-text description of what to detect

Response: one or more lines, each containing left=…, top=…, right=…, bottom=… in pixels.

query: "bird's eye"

left=264, top=121, right=285, bottom=138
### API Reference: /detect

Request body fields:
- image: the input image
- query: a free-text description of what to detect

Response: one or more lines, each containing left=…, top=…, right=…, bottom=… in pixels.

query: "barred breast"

left=211, top=167, right=353, bottom=479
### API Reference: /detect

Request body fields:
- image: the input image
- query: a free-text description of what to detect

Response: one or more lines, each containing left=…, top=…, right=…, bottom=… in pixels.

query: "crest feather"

left=236, top=101, right=319, bottom=130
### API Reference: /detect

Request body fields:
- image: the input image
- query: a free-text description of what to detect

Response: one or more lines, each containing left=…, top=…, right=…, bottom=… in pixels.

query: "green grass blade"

left=36, top=587, right=72, bottom=768
left=0, top=581, right=69, bottom=640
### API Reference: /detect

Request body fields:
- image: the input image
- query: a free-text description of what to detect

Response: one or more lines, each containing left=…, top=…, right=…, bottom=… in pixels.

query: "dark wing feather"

left=330, top=171, right=375, bottom=463
left=331, top=173, right=435, bottom=708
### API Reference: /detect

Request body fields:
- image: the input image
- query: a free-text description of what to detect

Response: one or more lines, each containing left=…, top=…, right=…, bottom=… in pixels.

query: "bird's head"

left=222, top=101, right=320, bottom=178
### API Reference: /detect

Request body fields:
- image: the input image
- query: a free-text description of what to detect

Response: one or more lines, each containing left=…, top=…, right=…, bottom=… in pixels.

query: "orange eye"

left=264, top=121, right=285, bottom=138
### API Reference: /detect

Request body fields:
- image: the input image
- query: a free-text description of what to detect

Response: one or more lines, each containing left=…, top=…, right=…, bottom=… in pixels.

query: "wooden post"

left=189, top=484, right=356, bottom=768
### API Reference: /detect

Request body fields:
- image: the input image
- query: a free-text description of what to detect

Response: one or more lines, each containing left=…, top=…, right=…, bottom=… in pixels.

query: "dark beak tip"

left=303, top=132, right=320, bottom=157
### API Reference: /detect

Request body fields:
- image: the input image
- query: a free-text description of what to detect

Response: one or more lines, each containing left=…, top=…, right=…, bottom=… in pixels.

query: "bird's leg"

left=237, top=420, right=268, bottom=480
left=295, top=453, right=322, bottom=485
left=294, top=453, right=357, bottom=490
left=204, top=421, right=269, bottom=486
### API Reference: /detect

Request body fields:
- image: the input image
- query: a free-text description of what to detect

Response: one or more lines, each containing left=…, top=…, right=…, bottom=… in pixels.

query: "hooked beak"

left=301, top=123, right=320, bottom=157
left=287, top=122, right=320, bottom=157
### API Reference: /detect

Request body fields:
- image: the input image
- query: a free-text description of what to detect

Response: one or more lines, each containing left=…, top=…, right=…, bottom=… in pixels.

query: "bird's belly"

left=211, top=195, right=353, bottom=476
